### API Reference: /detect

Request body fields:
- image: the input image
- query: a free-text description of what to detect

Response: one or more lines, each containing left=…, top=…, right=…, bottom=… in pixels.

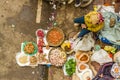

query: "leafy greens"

left=65, top=58, right=76, bottom=76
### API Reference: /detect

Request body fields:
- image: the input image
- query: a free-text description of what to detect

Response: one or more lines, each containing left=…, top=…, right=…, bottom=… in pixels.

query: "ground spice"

left=48, top=29, right=63, bottom=45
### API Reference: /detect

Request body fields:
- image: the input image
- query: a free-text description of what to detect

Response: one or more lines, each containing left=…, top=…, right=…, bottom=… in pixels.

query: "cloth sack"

left=73, top=32, right=95, bottom=51
left=91, top=49, right=112, bottom=65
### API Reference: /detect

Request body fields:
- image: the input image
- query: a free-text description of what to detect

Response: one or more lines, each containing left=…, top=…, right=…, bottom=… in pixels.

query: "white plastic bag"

left=73, top=33, right=95, bottom=51
left=91, top=49, right=112, bottom=65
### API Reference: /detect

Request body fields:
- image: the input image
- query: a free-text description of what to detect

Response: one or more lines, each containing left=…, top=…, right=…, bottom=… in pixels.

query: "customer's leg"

left=74, top=16, right=85, bottom=30
left=74, top=16, right=85, bottom=24
left=78, top=28, right=90, bottom=38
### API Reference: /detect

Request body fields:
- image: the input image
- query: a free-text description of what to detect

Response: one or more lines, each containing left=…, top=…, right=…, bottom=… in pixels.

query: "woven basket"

left=49, top=47, right=67, bottom=67
left=46, top=27, right=65, bottom=46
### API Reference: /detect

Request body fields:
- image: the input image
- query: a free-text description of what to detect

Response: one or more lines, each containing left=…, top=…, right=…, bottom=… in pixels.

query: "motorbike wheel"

left=80, top=0, right=93, bottom=7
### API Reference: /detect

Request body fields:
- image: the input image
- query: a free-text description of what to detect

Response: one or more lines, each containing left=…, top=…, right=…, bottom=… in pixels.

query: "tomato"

left=37, top=30, right=44, bottom=38
left=109, top=53, right=113, bottom=58
left=38, top=46, right=43, bottom=53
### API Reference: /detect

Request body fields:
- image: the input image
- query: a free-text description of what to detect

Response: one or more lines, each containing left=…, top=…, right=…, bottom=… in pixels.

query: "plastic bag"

left=73, top=32, right=95, bottom=51
left=91, top=49, right=112, bottom=65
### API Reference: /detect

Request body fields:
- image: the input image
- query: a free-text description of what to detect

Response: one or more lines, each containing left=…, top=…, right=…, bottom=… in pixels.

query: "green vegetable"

left=65, top=58, right=76, bottom=76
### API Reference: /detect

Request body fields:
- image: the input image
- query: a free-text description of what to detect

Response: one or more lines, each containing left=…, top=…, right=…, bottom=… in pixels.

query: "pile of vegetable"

left=36, top=29, right=44, bottom=38
left=65, top=58, right=76, bottom=76
left=36, top=29, right=45, bottom=53
left=38, top=38, right=44, bottom=53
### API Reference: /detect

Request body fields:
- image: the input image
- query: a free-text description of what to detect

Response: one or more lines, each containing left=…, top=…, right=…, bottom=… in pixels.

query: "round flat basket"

left=49, top=47, right=67, bottom=67
left=46, top=27, right=65, bottom=46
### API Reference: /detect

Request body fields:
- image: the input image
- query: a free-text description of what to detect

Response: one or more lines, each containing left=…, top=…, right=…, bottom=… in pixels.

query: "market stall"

left=16, top=26, right=120, bottom=80
left=16, top=1, right=120, bottom=80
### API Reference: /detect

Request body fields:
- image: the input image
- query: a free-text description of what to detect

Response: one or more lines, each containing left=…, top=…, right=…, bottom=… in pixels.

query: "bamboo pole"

left=36, top=0, right=42, bottom=23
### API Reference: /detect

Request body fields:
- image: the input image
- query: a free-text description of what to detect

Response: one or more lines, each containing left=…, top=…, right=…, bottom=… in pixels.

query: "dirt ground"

left=0, top=0, right=93, bottom=80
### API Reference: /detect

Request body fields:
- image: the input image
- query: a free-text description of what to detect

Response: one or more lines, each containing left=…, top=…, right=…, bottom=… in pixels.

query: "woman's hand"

left=81, top=24, right=87, bottom=29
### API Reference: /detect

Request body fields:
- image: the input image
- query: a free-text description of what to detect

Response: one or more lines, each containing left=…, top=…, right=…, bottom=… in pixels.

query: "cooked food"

left=47, top=28, right=64, bottom=46
left=19, top=55, right=28, bottom=64
left=24, top=42, right=35, bottom=54
left=49, top=48, right=66, bottom=66
left=30, top=56, right=37, bottom=64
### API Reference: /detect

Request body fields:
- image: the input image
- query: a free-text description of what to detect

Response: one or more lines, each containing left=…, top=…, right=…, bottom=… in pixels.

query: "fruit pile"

left=36, top=29, right=44, bottom=38
left=36, top=29, right=45, bottom=53
left=38, top=38, right=44, bottom=53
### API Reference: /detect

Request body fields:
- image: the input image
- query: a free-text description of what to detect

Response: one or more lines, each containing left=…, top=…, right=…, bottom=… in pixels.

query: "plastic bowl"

left=22, top=42, right=38, bottom=56
left=36, top=29, right=45, bottom=38
left=16, top=52, right=30, bottom=66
